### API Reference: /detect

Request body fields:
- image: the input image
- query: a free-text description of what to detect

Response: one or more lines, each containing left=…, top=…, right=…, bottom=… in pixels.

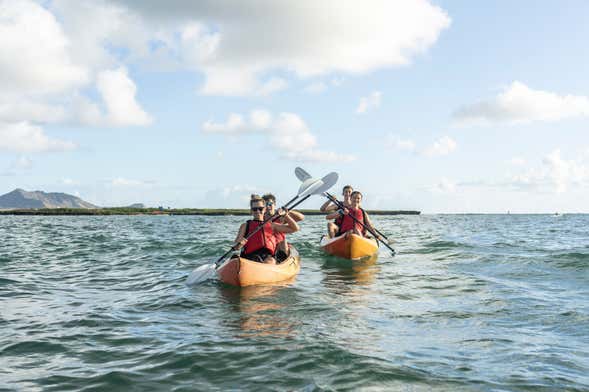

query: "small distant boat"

left=320, top=233, right=379, bottom=261
left=217, top=247, right=301, bottom=287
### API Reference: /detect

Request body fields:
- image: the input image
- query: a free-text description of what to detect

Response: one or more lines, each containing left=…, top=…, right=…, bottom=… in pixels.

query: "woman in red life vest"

left=321, top=185, right=353, bottom=238
left=325, top=191, right=381, bottom=239
left=262, top=193, right=305, bottom=262
left=234, top=194, right=299, bottom=265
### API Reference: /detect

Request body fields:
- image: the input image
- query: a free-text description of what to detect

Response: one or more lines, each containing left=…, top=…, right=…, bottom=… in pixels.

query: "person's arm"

left=233, top=223, right=247, bottom=250
left=325, top=210, right=342, bottom=220
left=288, top=210, right=305, bottom=222
left=320, top=199, right=338, bottom=213
left=273, top=209, right=299, bottom=234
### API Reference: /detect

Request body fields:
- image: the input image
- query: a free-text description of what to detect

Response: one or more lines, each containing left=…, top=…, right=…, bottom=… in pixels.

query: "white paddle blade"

left=295, top=167, right=312, bottom=182
left=298, top=179, right=324, bottom=199
left=298, top=178, right=320, bottom=195
left=314, top=172, right=338, bottom=194
left=186, top=263, right=216, bottom=285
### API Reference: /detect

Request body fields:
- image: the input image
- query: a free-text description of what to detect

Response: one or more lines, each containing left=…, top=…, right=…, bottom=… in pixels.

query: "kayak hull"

left=217, top=247, right=301, bottom=287
left=320, top=233, right=378, bottom=261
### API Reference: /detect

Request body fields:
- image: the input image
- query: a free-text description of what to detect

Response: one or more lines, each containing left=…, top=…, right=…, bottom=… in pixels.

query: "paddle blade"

left=295, top=167, right=312, bottom=182
left=298, top=178, right=320, bottom=196
left=186, top=263, right=216, bottom=285
left=314, top=172, right=338, bottom=194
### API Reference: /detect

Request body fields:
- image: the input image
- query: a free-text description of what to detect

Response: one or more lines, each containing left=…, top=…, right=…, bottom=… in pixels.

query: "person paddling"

left=234, top=194, right=299, bottom=265
left=321, top=185, right=353, bottom=238
left=262, top=193, right=304, bottom=262
left=325, top=191, right=383, bottom=240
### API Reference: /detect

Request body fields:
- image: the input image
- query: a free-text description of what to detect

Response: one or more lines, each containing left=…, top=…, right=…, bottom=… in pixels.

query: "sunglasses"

left=265, top=202, right=274, bottom=207
left=251, top=206, right=265, bottom=212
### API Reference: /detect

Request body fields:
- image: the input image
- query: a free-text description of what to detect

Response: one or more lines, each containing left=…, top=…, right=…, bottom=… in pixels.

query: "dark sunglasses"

left=265, top=201, right=274, bottom=207
left=251, top=206, right=265, bottom=212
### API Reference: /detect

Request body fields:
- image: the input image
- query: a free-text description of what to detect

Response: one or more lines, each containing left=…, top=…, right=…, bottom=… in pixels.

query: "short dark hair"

left=351, top=191, right=362, bottom=199
left=342, top=185, right=353, bottom=193
left=262, top=193, right=276, bottom=203
left=250, top=194, right=264, bottom=207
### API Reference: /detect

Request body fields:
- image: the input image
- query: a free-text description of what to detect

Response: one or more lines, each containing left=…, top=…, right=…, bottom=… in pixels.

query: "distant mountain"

left=0, top=189, right=98, bottom=209
left=127, top=203, right=145, bottom=208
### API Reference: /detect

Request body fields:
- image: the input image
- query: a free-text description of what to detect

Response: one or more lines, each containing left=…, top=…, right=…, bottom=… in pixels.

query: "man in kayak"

left=262, top=193, right=304, bottom=262
left=234, top=194, right=299, bottom=265
left=325, top=191, right=382, bottom=240
left=321, top=185, right=353, bottom=238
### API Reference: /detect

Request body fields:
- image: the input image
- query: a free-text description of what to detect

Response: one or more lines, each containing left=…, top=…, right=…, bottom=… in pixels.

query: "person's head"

left=342, top=185, right=353, bottom=200
left=350, top=191, right=362, bottom=207
left=250, top=194, right=266, bottom=219
left=262, top=193, right=276, bottom=215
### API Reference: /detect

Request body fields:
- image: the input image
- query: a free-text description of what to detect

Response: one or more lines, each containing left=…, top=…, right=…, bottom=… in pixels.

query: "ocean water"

left=1, top=214, right=588, bottom=391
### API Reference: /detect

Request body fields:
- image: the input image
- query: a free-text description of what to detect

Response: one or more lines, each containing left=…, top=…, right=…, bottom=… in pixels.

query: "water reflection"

left=217, top=282, right=297, bottom=338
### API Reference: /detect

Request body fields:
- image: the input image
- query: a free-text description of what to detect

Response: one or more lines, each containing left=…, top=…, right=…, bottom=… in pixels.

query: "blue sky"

left=1, top=0, right=589, bottom=212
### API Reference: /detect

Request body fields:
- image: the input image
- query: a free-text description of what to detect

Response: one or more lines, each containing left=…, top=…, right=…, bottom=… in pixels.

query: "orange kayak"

left=217, top=247, right=301, bottom=287
left=320, top=233, right=379, bottom=261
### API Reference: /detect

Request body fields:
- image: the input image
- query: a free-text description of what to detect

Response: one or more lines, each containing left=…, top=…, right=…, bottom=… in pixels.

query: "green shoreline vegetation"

left=0, top=208, right=420, bottom=216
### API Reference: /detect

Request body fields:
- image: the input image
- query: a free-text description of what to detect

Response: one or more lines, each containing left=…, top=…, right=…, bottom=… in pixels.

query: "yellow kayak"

left=217, top=247, right=300, bottom=287
left=320, top=233, right=378, bottom=261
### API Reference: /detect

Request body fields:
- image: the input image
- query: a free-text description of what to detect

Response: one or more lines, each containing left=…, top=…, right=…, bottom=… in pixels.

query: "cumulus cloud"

left=422, top=136, right=457, bottom=157
left=0, top=0, right=88, bottom=97
left=509, top=149, right=589, bottom=193
left=0, top=122, right=76, bottom=153
left=0, top=0, right=152, bottom=136
left=111, top=0, right=450, bottom=96
left=203, top=110, right=356, bottom=162
left=453, top=81, right=589, bottom=126
left=356, top=91, right=382, bottom=114
left=94, top=67, right=153, bottom=126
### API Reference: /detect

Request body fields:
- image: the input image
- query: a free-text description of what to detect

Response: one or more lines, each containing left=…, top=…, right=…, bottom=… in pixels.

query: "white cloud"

left=453, top=81, right=589, bottom=126
left=109, top=0, right=450, bottom=96
left=356, top=91, right=382, bottom=114
left=0, top=122, right=76, bottom=153
left=385, top=134, right=416, bottom=152
left=203, top=110, right=356, bottom=162
left=509, top=149, right=589, bottom=193
left=422, top=136, right=457, bottom=157
left=0, top=0, right=88, bottom=97
left=94, top=67, right=153, bottom=126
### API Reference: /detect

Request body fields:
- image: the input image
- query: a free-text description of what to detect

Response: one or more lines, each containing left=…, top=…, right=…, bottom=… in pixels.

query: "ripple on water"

left=1, top=215, right=588, bottom=391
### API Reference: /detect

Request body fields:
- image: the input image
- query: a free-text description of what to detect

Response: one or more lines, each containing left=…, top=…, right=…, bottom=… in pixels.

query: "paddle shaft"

left=215, top=194, right=312, bottom=267
left=324, top=192, right=396, bottom=255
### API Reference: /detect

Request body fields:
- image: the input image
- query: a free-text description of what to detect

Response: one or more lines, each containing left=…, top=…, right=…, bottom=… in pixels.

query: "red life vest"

left=334, top=203, right=350, bottom=226
left=339, top=208, right=366, bottom=234
left=242, top=220, right=277, bottom=255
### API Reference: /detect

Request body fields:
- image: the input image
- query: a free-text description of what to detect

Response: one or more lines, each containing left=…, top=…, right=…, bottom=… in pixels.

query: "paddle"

left=186, top=172, right=338, bottom=285
left=324, top=191, right=396, bottom=256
